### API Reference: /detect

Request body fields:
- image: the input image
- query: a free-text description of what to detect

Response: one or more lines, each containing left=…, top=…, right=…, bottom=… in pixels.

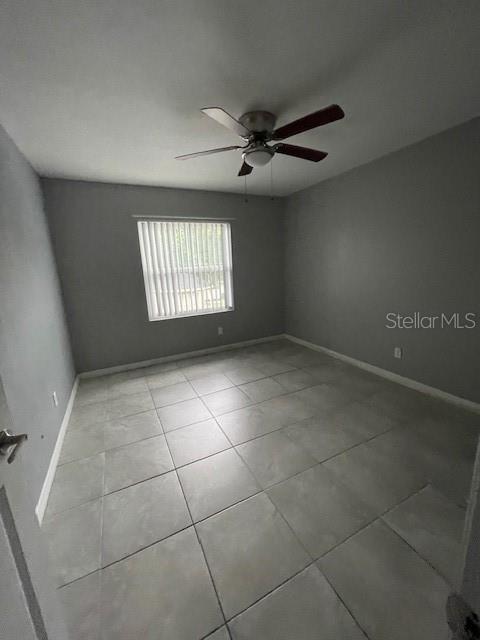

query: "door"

left=0, top=375, right=68, bottom=640
left=445, top=434, right=480, bottom=639
left=457, top=435, right=480, bottom=626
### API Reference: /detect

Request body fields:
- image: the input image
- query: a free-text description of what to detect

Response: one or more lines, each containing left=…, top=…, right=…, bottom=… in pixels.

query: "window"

left=137, top=219, right=234, bottom=321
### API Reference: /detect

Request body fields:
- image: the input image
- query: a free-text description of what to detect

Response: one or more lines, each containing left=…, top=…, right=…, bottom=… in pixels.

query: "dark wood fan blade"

left=274, top=144, right=328, bottom=162
left=201, top=107, right=251, bottom=138
left=175, top=145, right=242, bottom=160
left=238, top=161, right=253, bottom=176
left=272, top=104, right=344, bottom=140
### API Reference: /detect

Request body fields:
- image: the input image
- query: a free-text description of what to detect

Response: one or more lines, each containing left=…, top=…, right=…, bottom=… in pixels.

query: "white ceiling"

left=1, top=1, right=479, bottom=197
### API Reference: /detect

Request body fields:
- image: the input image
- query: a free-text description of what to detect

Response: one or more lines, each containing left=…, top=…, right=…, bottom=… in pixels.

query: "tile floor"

left=42, top=339, right=479, bottom=639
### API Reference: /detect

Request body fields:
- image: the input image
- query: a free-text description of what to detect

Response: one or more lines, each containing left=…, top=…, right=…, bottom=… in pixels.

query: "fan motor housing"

left=239, top=111, right=276, bottom=134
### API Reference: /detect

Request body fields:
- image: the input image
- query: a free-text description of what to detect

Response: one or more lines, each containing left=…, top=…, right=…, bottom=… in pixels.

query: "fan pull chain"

left=244, top=174, right=248, bottom=203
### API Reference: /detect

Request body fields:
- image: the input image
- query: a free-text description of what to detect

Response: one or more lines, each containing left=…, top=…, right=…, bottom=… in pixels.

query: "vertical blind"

left=137, top=220, right=234, bottom=320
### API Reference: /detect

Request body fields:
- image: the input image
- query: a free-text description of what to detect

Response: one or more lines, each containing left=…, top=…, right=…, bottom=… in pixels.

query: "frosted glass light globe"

left=243, top=148, right=273, bottom=167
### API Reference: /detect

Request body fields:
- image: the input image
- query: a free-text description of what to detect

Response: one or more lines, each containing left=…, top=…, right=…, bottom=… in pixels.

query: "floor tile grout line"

left=198, top=623, right=232, bottom=640
left=64, top=507, right=458, bottom=585
left=150, top=379, right=200, bottom=409
left=262, top=490, right=317, bottom=563
left=51, top=451, right=180, bottom=517
left=103, top=466, right=174, bottom=498
left=379, top=482, right=431, bottom=516
left=80, top=365, right=304, bottom=414
left=67, top=405, right=160, bottom=435
left=59, top=479, right=396, bottom=624
left=312, top=423, right=399, bottom=465
left=63, top=359, right=351, bottom=454
left=70, top=361, right=381, bottom=447
left=315, top=483, right=431, bottom=565
left=317, top=567, right=372, bottom=640
left=177, top=382, right=262, bottom=640
left=55, top=482, right=431, bottom=591
left=311, top=483, right=447, bottom=640
left=161, top=465, right=318, bottom=623
left=51, top=450, right=262, bottom=520
left=56, top=424, right=166, bottom=468
left=98, top=447, right=107, bottom=574
left=191, top=487, right=264, bottom=527
left=154, top=384, right=231, bottom=631
left=98, top=506, right=190, bottom=570
left=223, top=559, right=318, bottom=624
left=177, top=482, right=230, bottom=627
left=222, top=369, right=271, bottom=387
left=80, top=356, right=296, bottom=396
left=378, top=489, right=458, bottom=587
left=236, top=425, right=402, bottom=580
left=47, top=446, right=165, bottom=515
left=77, top=342, right=449, bottom=413
left=74, top=378, right=153, bottom=406
left=210, top=384, right=385, bottom=446
left=103, top=427, right=167, bottom=456
left=380, top=517, right=453, bottom=585
left=61, top=467, right=382, bottom=599
left=174, top=382, right=312, bottom=423
left=49, top=381, right=423, bottom=521
left=191, top=521, right=230, bottom=630
left=213, top=394, right=327, bottom=445
left=233, top=436, right=318, bottom=495
left=48, top=412, right=402, bottom=520
left=204, top=392, right=256, bottom=418
left=98, top=493, right=106, bottom=587
left=55, top=344, right=473, bottom=621
left=315, top=482, right=462, bottom=587
left=183, top=359, right=299, bottom=388
left=168, top=436, right=232, bottom=470
left=193, top=380, right=236, bottom=397
left=217, top=421, right=286, bottom=448
left=195, top=395, right=341, bottom=506
left=42, top=493, right=103, bottom=524
left=198, top=397, right=237, bottom=449
left=195, top=473, right=379, bottom=565
left=56, top=521, right=195, bottom=589
left=62, top=397, right=311, bottom=467
left=279, top=416, right=395, bottom=464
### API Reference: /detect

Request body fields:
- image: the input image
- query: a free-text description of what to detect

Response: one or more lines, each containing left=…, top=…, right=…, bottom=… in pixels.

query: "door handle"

left=0, top=429, right=28, bottom=464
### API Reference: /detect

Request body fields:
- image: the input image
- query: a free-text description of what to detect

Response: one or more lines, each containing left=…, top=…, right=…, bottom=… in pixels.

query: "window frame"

left=136, top=217, right=235, bottom=322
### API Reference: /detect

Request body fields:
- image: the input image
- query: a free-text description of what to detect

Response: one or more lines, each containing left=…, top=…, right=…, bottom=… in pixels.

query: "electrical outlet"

left=52, top=391, right=58, bottom=407
left=217, top=326, right=223, bottom=336
left=394, top=347, right=402, bottom=359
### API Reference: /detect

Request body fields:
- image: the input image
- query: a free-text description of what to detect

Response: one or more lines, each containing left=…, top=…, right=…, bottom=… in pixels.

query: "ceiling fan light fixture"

left=243, top=147, right=274, bottom=168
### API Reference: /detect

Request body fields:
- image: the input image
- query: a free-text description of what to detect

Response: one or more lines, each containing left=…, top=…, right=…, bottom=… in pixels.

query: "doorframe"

left=457, top=434, right=480, bottom=612
left=1, top=486, right=48, bottom=639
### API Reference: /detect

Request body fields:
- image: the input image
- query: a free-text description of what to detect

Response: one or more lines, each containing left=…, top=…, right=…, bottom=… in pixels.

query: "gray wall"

left=285, top=118, right=480, bottom=403
left=0, top=125, right=74, bottom=638
left=43, top=179, right=285, bottom=372
left=0, top=125, right=75, bottom=500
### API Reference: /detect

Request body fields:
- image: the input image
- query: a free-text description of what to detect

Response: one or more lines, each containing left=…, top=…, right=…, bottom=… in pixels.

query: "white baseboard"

left=35, top=376, right=79, bottom=525
left=80, top=334, right=285, bottom=379
left=284, top=333, right=480, bottom=415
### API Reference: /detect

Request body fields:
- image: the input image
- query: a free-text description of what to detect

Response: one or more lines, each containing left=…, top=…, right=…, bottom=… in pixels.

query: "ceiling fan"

left=175, top=104, right=345, bottom=176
